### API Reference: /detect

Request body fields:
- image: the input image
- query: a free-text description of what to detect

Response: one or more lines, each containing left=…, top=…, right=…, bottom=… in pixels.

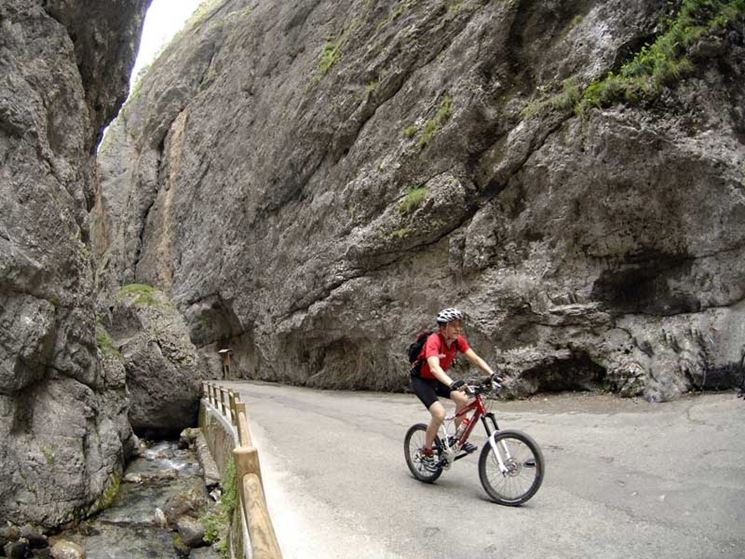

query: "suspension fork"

left=480, top=411, right=500, bottom=436
left=480, top=412, right=512, bottom=474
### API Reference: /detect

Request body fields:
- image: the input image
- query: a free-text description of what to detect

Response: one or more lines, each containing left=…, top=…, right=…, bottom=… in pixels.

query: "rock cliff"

left=95, top=0, right=745, bottom=401
left=0, top=0, right=149, bottom=528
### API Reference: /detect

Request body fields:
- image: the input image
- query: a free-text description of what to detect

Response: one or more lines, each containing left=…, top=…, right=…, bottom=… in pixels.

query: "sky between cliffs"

left=130, top=0, right=202, bottom=89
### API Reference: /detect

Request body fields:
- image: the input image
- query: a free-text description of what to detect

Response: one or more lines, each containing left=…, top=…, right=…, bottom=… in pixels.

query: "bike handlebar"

left=463, top=374, right=502, bottom=396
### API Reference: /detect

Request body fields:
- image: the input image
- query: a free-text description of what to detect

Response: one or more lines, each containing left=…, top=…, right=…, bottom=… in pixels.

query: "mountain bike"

left=404, top=375, right=544, bottom=505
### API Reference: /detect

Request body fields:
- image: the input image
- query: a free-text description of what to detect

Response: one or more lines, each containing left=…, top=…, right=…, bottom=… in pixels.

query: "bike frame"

left=439, top=389, right=503, bottom=463
left=435, top=383, right=517, bottom=475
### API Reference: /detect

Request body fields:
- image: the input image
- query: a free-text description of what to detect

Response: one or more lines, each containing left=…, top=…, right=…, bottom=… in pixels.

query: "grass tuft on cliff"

left=398, top=184, right=428, bottom=215
left=317, top=40, right=341, bottom=76
left=524, top=0, right=745, bottom=117
left=116, top=283, right=158, bottom=306
left=578, top=0, right=745, bottom=112
left=314, top=18, right=362, bottom=81
left=419, top=94, right=452, bottom=147
left=96, top=322, right=122, bottom=359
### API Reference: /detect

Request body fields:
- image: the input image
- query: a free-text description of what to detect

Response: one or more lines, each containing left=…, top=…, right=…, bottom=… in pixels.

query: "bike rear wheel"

left=478, top=429, right=544, bottom=505
left=404, top=423, right=443, bottom=483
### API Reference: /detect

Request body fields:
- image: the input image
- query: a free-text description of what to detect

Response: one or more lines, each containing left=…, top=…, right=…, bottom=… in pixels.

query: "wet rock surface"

left=55, top=440, right=219, bottom=559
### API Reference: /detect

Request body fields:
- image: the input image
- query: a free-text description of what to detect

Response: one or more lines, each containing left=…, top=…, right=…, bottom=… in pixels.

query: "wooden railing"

left=202, top=382, right=282, bottom=559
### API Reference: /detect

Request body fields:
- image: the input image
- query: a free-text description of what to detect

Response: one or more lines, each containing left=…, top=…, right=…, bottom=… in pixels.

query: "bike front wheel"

left=478, top=429, right=544, bottom=505
left=404, top=423, right=443, bottom=483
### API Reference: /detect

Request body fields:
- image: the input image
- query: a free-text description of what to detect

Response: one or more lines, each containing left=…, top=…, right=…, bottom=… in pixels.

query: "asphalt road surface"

left=220, top=381, right=745, bottom=559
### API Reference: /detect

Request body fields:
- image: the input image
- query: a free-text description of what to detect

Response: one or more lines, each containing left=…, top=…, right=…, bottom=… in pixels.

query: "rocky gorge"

left=97, top=0, right=745, bottom=401
left=0, top=0, right=203, bottom=537
left=1, top=0, right=744, bottom=537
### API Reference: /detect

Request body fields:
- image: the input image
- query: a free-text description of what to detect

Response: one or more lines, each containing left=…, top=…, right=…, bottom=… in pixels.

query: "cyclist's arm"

left=463, top=348, right=496, bottom=376
left=427, top=356, right=456, bottom=387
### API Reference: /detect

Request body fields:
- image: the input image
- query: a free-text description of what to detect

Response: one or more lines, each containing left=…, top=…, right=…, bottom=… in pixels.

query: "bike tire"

left=478, top=429, right=544, bottom=505
left=404, top=423, right=443, bottom=483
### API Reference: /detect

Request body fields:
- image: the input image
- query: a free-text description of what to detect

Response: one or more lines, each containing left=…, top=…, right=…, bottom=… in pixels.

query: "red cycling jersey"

left=417, top=332, right=470, bottom=380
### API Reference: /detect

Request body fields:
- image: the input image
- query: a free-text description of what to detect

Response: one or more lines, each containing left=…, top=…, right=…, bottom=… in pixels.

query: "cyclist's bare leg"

left=450, top=390, right=469, bottom=428
left=425, top=400, right=446, bottom=449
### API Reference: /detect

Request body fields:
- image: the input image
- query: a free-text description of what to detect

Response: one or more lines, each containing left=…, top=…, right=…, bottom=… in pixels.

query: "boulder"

left=176, top=516, right=206, bottom=548
left=103, top=286, right=202, bottom=438
left=163, top=486, right=208, bottom=526
left=179, top=427, right=201, bottom=449
left=50, top=540, right=85, bottom=559
left=3, top=539, right=29, bottom=559
left=0, top=526, right=20, bottom=548
left=20, top=525, right=48, bottom=549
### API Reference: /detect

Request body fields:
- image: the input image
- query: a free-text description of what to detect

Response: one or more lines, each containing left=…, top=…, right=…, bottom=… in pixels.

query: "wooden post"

left=233, top=446, right=262, bottom=482
left=235, top=405, right=252, bottom=447
left=220, top=388, right=228, bottom=416
left=242, top=473, right=282, bottom=559
left=229, top=391, right=238, bottom=425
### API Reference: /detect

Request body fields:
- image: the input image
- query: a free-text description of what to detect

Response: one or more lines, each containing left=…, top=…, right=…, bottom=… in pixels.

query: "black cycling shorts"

left=411, top=374, right=453, bottom=409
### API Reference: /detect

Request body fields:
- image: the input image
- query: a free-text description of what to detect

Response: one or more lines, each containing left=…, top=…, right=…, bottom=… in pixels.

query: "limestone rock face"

left=105, top=287, right=202, bottom=438
left=0, top=0, right=148, bottom=529
left=95, top=0, right=745, bottom=401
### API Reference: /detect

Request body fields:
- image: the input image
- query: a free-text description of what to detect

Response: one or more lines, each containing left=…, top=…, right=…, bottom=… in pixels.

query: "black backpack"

left=407, top=331, right=432, bottom=376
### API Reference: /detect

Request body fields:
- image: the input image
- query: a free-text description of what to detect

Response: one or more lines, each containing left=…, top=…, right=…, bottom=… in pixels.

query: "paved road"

left=220, top=381, right=745, bottom=559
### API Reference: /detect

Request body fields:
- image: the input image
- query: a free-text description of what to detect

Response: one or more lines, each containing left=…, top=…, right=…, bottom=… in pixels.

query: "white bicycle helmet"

left=436, top=307, right=464, bottom=324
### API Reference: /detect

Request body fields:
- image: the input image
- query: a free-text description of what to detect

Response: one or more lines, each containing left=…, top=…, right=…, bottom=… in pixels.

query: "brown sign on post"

left=218, top=348, right=233, bottom=378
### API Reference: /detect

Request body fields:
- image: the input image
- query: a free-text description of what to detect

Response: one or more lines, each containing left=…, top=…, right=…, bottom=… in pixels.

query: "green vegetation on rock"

left=524, top=0, right=745, bottom=117
left=96, top=322, right=122, bottom=359
left=221, top=457, right=238, bottom=514
left=390, top=226, right=413, bottom=239
left=392, top=0, right=411, bottom=19
left=88, top=472, right=122, bottom=514
left=192, top=0, right=222, bottom=24
left=116, top=283, right=158, bottom=306
left=200, top=457, right=237, bottom=558
left=403, top=124, right=418, bottom=138
left=398, top=184, right=427, bottom=215
left=419, top=94, right=452, bottom=147
left=521, top=77, right=581, bottom=118
left=570, top=14, right=584, bottom=27
left=580, top=0, right=745, bottom=112
left=99, top=475, right=121, bottom=509
left=447, top=0, right=465, bottom=14
left=314, top=19, right=361, bottom=80
left=365, top=79, right=379, bottom=96
left=172, top=533, right=191, bottom=556
left=317, top=40, right=341, bottom=76
left=41, top=445, right=56, bottom=466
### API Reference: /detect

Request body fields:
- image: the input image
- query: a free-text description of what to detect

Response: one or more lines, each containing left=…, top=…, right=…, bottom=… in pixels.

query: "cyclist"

left=411, top=307, right=497, bottom=466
